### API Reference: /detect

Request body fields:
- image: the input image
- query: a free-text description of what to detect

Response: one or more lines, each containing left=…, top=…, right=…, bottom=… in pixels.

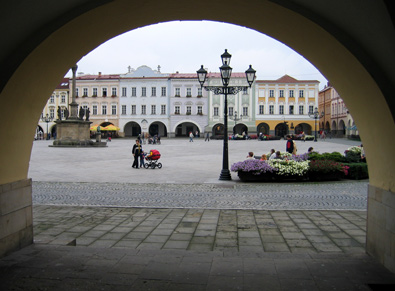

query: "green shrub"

left=308, top=152, right=345, bottom=162
left=343, top=163, right=369, bottom=180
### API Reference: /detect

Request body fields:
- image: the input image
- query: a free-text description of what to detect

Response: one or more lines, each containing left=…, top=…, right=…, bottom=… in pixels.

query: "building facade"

left=38, top=78, right=70, bottom=139
left=206, top=73, right=255, bottom=138
left=119, top=66, right=169, bottom=137
left=169, top=73, right=208, bottom=138
left=74, top=72, right=120, bottom=129
left=319, top=83, right=357, bottom=138
left=255, top=75, right=319, bottom=137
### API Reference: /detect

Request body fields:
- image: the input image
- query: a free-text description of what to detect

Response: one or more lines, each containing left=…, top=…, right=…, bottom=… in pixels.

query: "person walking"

left=189, top=132, right=194, bottom=142
left=132, top=139, right=142, bottom=168
left=205, top=132, right=210, bottom=142
left=285, top=135, right=294, bottom=154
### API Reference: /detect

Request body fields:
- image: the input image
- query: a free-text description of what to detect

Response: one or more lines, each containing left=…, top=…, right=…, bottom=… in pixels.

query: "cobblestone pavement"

left=33, top=180, right=368, bottom=210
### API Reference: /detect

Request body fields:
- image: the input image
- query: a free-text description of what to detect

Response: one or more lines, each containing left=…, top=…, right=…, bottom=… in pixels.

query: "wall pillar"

left=0, top=179, right=33, bottom=258
left=367, top=184, right=395, bottom=273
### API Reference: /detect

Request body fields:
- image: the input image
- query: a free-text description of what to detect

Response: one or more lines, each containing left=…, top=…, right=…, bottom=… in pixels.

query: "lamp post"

left=41, top=113, right=53, bottom=140
left=197, top=49, right=256, bottom=180
left=230, top=110, right=242, bottom=135
left=309, top=107, right=324, bottom=142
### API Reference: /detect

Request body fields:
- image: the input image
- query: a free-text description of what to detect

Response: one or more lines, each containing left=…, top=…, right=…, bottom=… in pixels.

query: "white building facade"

left=168, top=73, right=208, bottom=138
left=119, top=66, right=170, bottom=137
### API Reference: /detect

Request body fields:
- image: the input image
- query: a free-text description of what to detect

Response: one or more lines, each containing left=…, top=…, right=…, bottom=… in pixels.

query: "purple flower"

left=231, top=160, right=276, bottom=174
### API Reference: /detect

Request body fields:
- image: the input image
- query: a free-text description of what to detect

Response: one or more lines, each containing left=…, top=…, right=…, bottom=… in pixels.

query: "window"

left=111, top=105, right=116, bottom=115
left=197, top=106, right=203, bottom=115
left=76, top=88, right=79, bottom=97
left=243, top=88, right=248, bottom=94
left=61, top=95, right=66, bottom=103
left=121, top=105, right=126, bottom=115
left=102, top=88, right=107, bottom=97
left=269, top=105, right=274, bottom=114
left=92, top=105, right=97, bottom=115
left=151, top=87, right=156, bottom=96
left=175, top=88, right=180, bottom=97
left=186, top=88, right=191, bottom=97
left=83, top=88, right=88, bottom=97
left=93, top=88, right=97, bottom=97
left=197, top=87, right=202, bottom=97
left=279, top=90, right=284, bottom=97
left=229, top=107, right=234, bottom=117
left=259, top=105, right=264, bottom=115
left=269, top=90, right=274, bottom=97
left=289, top=105, right=294, bottom=115
left=309, top=105, right=314, bottom=114
left=175, top=106, right=180, bottom=114
left=49, top=95, right=54, bottom=103
left=61, top=108, right=65, bottom=119
left=141, top=87, right=146, bottom=97
left=111, top=88, right=117, bottom=97
left=213, top=107, right=219, bottom=116
left=102, top=105, right=107, bottom=115
left=243, top=107, right=248, bottom=116
left=151, top=105, right=156, bottom=115
left=186, top=106, right=191, bottom=115
left=49, top=108, right=55, bottom=118
left=121, top=87, right=127, bottom=97
left=161, top=87, right=166, bottom=96
left=131, top=87, right=136, bottom=97
left=141, top=105, right=146, bottom=114
left=289, top=90, right=294, bottom=98
left=131, top=105, right=136, bottom=115
left=299, top=90, right=304, bottom=98
left=299, top=105, right=304, bottom=115
left=161, top=105, right=166, bottom=115
left=279, top=105, right=284, bottom=115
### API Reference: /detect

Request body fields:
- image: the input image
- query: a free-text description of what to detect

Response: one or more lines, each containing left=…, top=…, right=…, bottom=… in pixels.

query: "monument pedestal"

left=52, top=120, right=106, bottom=147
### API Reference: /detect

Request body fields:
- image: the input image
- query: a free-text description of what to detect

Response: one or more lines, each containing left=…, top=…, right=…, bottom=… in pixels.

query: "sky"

left=67, top=20, right=328, bottom=89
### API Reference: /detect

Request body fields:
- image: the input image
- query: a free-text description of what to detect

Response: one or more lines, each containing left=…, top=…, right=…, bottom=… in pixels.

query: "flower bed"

left=231, top=146, right=367, bottom=182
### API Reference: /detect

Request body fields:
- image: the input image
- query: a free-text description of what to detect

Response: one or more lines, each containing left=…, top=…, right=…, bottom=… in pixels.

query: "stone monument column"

left=69, top=64, right=79, bottom=119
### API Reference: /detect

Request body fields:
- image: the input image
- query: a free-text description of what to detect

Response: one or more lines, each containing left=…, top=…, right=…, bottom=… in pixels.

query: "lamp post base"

left=219, top=170, right=232, bottom=180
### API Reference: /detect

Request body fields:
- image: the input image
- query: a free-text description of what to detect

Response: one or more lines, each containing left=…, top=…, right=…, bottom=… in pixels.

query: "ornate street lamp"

left=197, top=49, right=256, bottom=180
left=309, top=107, right=324, bottom=142
left=41, top=113, right=53, bottom=140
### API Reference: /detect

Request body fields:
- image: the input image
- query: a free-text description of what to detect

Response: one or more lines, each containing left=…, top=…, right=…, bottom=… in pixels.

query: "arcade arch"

left=149, top=121, right=167, bottom=137
left=174, top=121, right=201, bottom=137
left=124, top=121, right=141, bottom=137
left=0, top=0, right=394, bottom=272
left=257, top=123, right=270, bottom=135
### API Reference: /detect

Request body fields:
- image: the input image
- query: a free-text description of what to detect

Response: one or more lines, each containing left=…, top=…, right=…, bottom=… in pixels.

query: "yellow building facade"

left=255, top=75, right=319, bottom=138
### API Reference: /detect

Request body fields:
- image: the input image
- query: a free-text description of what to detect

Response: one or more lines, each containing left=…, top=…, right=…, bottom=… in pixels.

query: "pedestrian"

left=285, top=135, right=294, bottom=154
left=140, top=150, right=145, bottom=168
left=195, top=130, right=199, bottom=138
left=246, top=152, right=254, bottom=160
left=308, top=147, right=314, bottom=154
left=189, top=131, right=194, bottom=142
left=132, top=139, right=142, bottom=168
left=269, top=149, right=276, bottom=160
left=205, top=132, right=210, bottom=142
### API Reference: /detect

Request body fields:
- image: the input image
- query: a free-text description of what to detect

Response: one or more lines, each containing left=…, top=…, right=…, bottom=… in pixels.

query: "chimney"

left=98, top=72, right=102, bottom=76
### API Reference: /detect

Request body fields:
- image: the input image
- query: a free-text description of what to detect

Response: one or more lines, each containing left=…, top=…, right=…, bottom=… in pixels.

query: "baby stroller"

left=144, top=149, right=162, bottom=169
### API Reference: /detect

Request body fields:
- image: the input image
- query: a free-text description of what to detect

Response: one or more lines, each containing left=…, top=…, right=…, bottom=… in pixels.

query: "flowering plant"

left=347, top=146, right=362, bottom=154
left=268, top=159, right=310, bottom=176
left=309, top=160, right=349, bottom=175
left=231, top=159, right=276, bottom=175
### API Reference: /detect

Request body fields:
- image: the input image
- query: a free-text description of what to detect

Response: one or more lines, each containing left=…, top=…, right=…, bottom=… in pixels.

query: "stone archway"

left=149, top=121, right=167, bottom=137
left=294, top=123, right=312, bottom=135
left=275, top=123, right=288, bottom=138
left=257, top=123, right=270, bottom=135
left=0, top=0, right=394, bottom=272
left=124, top=121, right=141, bottom=137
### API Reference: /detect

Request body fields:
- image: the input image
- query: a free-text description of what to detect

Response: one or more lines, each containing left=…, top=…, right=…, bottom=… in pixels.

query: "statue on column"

left=57, top=106, right=62, bottom=120
left=79, top=107, right=84, bottom=120
left=64, top=107, right=69, bottom=120
left=85, top=108, right=90, bottom=121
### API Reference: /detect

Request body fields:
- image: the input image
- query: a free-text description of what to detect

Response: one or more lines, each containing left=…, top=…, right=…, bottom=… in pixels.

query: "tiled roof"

left=76, top=74, right=120, bottom=80
left=256, top=74, right=319, bottom=83
left=55, top=78, right=69, bottom=89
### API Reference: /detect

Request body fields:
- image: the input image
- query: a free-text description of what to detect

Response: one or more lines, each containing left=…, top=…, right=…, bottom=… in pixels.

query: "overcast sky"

left=67, top=20, right=328, bottom=89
